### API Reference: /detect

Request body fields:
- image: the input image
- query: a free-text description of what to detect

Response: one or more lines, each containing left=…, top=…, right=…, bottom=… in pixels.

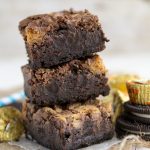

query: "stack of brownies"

left=19, top=9, right=114, bottom=149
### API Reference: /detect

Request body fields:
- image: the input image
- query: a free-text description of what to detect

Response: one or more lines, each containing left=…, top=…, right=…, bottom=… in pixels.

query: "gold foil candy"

left=112, top=90, right=128, bottom=124
left=109, top=74, right=139, bottom=95
left=0, top=107, right=24, bottom=142
left=108, top=74, right=140, bottom=123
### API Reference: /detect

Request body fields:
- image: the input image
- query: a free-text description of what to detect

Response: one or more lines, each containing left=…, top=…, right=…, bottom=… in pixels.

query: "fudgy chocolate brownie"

left=22, top=99, right=114, bottom=150
left=19, top=9, right=108, bottom=69
left=22, top=55, right=110, bottom=106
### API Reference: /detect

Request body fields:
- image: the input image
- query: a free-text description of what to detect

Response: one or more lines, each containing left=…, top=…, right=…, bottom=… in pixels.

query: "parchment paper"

left=1, top=135, right=150, bottom=150
left=0, top=136, right=119, bottom=150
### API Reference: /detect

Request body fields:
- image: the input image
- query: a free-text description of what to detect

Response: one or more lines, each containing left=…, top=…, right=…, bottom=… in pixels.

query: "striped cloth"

left=0, top=91, right=26, bottom=107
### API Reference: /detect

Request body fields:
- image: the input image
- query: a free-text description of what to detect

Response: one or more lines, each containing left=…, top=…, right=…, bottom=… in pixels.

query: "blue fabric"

left=0, top=91, right=26, bottom=107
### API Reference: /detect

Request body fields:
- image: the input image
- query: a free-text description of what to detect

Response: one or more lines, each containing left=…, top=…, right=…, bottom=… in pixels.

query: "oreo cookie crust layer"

left=124, top=101, right=150, bottom=114
left=123, top=111, right=150, bottom=124
left=116, top=116, right=150, bottom=141
left=22, top=100, right=114, bottom=150
left=22, top=55, right=110, bottom=106
left=19, top=9, right=108, bottom=69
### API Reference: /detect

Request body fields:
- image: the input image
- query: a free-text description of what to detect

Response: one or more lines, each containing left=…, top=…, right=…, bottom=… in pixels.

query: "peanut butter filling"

left=25, top=27, right=46, bottom=45
left=83, top=55, right=106, bottom=75
left=40, top=99, right=110, bottom=128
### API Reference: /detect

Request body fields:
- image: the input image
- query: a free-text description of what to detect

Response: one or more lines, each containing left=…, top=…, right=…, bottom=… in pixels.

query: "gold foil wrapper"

left=112, top=90, right=128, bottom=124
left=0, top=107, right=24, bottom=142
left=109, top=74, right=139, bottom=95
left=127, top=80, right=150, bottom=105
left=108, top=74, right=140, bottom=124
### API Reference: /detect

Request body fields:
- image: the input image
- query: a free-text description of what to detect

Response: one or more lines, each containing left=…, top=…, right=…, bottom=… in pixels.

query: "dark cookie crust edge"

left=116, top=116, right=150, bottom=133
left=123, top=111, right=150, bottom=124
left=124, top=101, right=150, bottom=114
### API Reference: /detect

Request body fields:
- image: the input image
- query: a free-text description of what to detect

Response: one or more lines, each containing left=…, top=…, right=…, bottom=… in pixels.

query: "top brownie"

left=19, top=9, right=108, bottom=69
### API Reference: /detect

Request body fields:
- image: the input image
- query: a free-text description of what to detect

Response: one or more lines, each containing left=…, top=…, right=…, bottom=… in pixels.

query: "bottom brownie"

left=22, top=99, right=114, bottom=150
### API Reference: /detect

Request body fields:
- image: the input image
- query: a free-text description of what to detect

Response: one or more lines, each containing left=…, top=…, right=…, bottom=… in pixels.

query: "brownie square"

left=19, top=9, right=108, bottom=69
left=22, top=99, right=114, bottom=150
left=22, top=55, right=110, bottom=106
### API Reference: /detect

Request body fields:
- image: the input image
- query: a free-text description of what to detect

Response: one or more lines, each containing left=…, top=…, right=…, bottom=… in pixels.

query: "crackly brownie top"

left=22, top=55, right=107, bottom=84
left=23, top=99, right=112, bottom=128
left=19, top=9, right=102, bottom=44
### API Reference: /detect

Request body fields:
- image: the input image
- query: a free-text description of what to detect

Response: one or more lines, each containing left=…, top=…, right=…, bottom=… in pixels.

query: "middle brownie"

left=22, top=55, right=109, bottom=106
